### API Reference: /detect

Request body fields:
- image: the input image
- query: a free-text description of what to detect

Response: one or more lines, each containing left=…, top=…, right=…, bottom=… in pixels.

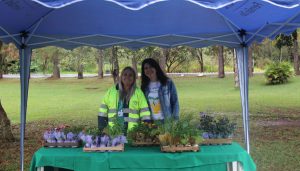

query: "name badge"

left=118, top=110, right=123, bottom=117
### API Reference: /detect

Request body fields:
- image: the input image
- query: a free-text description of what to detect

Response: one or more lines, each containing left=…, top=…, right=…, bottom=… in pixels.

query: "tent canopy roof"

left=1, top=0, right=300, bottom=49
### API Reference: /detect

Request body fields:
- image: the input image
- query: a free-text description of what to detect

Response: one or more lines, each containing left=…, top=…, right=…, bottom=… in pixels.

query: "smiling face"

left=121, top=69, right=135, bottom=88
left=143, top=63, right=157, bottom=81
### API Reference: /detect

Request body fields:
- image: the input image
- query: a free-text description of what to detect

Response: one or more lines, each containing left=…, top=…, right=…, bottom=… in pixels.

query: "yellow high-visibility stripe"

left=108, top=113, right=116, bottom=118
left=99, top=108, right=107, bottom=113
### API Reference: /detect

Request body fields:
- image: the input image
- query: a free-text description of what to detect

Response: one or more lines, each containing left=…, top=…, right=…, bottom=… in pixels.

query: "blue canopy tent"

left=1, top=0, right=300, bottom=170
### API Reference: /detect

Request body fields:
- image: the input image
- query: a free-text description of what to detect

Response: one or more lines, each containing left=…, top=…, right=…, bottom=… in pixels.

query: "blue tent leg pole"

left=19, top=47, right=31, bottom=171
left=236, top=46, right=250, bottom=153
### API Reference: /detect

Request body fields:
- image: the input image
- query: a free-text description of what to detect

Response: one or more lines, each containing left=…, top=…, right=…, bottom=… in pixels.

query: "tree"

left=0, top=100, right=14, bottom=142
left=204, top=46, right=219, bottom=72
left=165, top=46, right=190, bottom=72
left=32, top=48, right=50, bottom=74
left=139, top=46, right=171, bottom=72
left=66, top=46, right=96, bottom=79
left=77, top=63, right=84, bottom=79
left=97, top=49, right=104, bottom=78
left=0, top=43, right=19, bottom=78
left=248, top=45, right=254, bottom=77
left=36, top=46, right=65, bottom=79
left=111, top=46, right=119, bottom=83
left=129, top=48, right=149, bottom=77
left=131, top=53, right=138, bottom=76
left=292, top=30, right=300, bottom=75
left=218, top=45, right=225, bottom=78
left=274, top=34, right=293, bottom=62
left=233, top=49, right=239, bottom=88
left=32, top=47, right=66, bottom=76
left=116, top=47, right=139, bottom=76
left=190, top=48, right=204, bottom=72
left=160, top=48, right=167, bottom=72
left=52, top=50, right=60, bottom=79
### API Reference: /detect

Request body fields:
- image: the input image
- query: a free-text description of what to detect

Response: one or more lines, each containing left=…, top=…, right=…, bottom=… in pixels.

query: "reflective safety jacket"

left=98, top=85, right=151, bottom=131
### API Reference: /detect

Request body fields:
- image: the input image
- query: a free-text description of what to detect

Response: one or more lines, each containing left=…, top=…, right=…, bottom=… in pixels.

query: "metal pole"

left=243, top=45, right=250, bottom=153
left=19, top=35, right=31, bottom=171
left=236, top=44, right=250, bottom=153
left=20, top=47, right=25, bottom=171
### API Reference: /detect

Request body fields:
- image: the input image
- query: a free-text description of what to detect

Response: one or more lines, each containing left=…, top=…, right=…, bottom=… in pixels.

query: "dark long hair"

left=141, top=58, right=168, bottom=92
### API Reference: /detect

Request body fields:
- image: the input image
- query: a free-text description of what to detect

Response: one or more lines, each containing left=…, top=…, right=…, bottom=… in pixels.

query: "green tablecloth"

left=30, top=142, right=256, bottom=171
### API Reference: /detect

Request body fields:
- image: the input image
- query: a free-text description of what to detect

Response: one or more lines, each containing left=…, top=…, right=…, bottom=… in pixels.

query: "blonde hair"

left=118, top=67, right=137, bottom=104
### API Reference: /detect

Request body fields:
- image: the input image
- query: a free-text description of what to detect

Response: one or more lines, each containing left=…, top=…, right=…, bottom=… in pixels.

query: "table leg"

left=227, top=161, right=244, bottom=171
left=37, top=167, right=44, bottom=171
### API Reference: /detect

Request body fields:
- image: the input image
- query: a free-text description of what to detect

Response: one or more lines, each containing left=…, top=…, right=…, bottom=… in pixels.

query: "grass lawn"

left=0, top=75, right=300, bottom=171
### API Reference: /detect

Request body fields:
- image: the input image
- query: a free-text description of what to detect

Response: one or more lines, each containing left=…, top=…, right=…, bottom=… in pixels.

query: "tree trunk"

left=111, top=46, right=119, bottom=84
left=78, top=64, right=84, bottom=79
left=218, top=46, right=225, bottom=78
left=51, top=52, right=60, bottom=79
left=191, top=48, right=204, bottom=72
left=131, top=55, right=138, bottom=77
left=269, top=40, right=273, bottom=59
left=42, top=55, right=49, bottom=75
left=248, top=46, right=254, bottom=77
left=0, top=100, right=14, bottom=142
left=233, top=49, right=239, bottom=88
left=232, top=48, right=235, bottom=72
left=97, top=49, right=104, bottom=79
left=293, top=31, right=300, bottom=75
left=160, top=48, right=167, bottom=72
left=287, top=47, right=293, bottom=62
left=198, top=49, right=204, bottom=72
left=279, top=47, right=282, bottom=62
left=0, top=41, right=3, bottom=79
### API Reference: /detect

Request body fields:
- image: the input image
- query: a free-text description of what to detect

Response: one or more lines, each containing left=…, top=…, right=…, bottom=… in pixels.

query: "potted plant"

left=83, top=117, right=127, bottom=152
left=127, top=122, right=160, bottom=146
left=43, top=125, right=84, bottom=148
left=199, top=112, right=237, bottom=145
left=158, top=114, right=203, bottom=152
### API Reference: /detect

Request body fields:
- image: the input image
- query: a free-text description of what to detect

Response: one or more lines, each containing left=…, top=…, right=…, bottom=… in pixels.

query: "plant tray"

left=43, top=141, right=80, bottom=148
left=83, top=144, right=124, bottom=152
left=201, top=138, right=232, bottom=145
left=160, top=144, right=199, bottom=153
left=131, top=141, right=160, bottom=146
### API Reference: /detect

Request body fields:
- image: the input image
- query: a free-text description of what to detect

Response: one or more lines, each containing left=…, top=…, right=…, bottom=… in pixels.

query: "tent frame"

left=12, top=29, right=251, bottom=171
left=2, top=2, right=300, bottom=170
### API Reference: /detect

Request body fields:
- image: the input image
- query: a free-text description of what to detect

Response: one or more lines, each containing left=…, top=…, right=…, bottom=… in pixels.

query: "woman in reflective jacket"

left=141, top=58, right=179, bottom=121
left=98, top=67, right=151, bottom=134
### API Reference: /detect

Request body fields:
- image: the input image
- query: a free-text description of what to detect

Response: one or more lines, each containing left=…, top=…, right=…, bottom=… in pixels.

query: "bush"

left=6, top=60, right=19, bottom=74
left=264, top=62, right=293, bottom=85
left=204, top=65, right=218, bottom=72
